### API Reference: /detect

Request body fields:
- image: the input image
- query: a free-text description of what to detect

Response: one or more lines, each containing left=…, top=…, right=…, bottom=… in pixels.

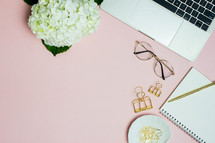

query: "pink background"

left=1, top=1, right=215, bottom=143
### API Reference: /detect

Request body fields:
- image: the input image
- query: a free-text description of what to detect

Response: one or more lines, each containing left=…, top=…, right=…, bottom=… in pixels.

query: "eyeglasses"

left=133, top=41, right=175, bottom=80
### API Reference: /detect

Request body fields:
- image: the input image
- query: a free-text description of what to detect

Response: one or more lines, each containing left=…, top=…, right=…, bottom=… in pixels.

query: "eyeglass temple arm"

left=157, top=60, right=165, bottom=80
left=133, top=51, right=146, bottom=55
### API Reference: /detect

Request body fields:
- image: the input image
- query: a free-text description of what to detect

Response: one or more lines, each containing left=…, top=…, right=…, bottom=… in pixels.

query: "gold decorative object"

left=148, top=82, right=162, bottom=97
left=132, top=86, right=153, bottom=113
left=139, top=126, right=163, bottom=143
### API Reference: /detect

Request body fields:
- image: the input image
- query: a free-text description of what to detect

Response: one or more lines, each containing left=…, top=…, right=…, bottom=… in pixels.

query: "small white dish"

left=128, top=115, right=171, bottom=143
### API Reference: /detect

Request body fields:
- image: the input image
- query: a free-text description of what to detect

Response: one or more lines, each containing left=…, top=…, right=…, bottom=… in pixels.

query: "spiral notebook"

left=160, top=68, right=215, bottom=143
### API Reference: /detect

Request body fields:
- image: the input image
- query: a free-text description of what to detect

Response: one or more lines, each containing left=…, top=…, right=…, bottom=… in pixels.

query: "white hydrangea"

left=28, top=0, right=100, bottom=47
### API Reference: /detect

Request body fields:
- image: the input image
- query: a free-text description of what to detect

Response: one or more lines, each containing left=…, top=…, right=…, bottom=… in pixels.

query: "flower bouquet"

left=25, top=0, right=102, bottom=56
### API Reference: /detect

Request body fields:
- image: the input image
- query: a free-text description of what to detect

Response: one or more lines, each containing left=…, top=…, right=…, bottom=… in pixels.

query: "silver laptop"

left=100, top=0, right=215, bottom=61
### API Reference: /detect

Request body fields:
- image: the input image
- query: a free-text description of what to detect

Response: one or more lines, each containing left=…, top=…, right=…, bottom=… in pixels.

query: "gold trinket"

left=148, top=82, right=162, bottom=97
left=132, top=86, right=153, bottom=113
left=139, top=126, right=163, bottom=143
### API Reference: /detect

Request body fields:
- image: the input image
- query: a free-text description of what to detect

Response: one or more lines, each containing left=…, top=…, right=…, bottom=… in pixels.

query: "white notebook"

left=160, top=68, right=215, bottom=143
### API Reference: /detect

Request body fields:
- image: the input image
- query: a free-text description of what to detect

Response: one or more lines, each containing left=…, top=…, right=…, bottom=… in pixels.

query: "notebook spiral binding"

left=160, top=108, right=206, bottom=143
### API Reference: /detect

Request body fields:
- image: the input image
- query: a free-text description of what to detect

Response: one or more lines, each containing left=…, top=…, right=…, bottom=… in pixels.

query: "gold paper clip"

left=132, top=86, right=153, bottom=113
left=139, top=127, right=163, bottom=143
left=148, top=82, right=162, bottom=97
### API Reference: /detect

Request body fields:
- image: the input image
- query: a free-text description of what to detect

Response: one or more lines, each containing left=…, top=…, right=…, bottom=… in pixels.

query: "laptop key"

left=168, top=0, right=174, bottom=3
left=186, top=7, right=193, bottom=13
left=153, top=0, right=177, bottom=13
left=206, top=3, right=213, bottom=10
left=194, top=0, right=200, bottom=3
left=198, top=6, right=205, bottom=13
left=174, top=0, right=181, bottom=6
left=204, top=10, right=215, bottom=19
left=201, top=24, right=209, bottom=31
left=184, top=13, right=191, bottom=20
left=186, top=0, right=193, bottom=6
left=212, top=6, right=215, bottom=13
left=200, top=0, right=207, bottom=6
left=190, top=17, right=197, bottom=24
left=195, top=20, right=203, bottom=27
left=192, top=3, right=199, bottom=10
left=176, top=9, right=185, bottom=17
left=180, top=3, right=187, bottom=10
left=198, top=14, right=212, bottom=25
left=191, top=10, right=199, bottom=17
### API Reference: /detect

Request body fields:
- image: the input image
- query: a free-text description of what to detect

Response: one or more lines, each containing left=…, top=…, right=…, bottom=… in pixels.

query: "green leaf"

left=42, top=40, right=71, bottom=56
left=24, top=0, right=38, bottom=5
left=94, top=0, right=103, bottom=5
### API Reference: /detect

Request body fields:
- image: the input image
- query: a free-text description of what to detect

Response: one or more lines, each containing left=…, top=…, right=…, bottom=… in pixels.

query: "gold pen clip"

left=148, top=82, right=162, bottom=97
left=132, top=86, right=153, bottom=113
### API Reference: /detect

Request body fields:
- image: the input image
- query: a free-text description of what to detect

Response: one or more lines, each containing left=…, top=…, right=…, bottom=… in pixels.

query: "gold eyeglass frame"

left=134, top=41, right=175, bottom=79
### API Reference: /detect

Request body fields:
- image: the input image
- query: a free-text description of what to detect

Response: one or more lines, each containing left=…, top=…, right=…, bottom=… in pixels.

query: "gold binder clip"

left=148, top=81, right=162, bottom=97
left=132, top=86, right=153, bottom=113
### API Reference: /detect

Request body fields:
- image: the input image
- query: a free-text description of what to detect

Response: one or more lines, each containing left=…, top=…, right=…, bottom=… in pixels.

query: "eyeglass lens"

left=154, top=59, right=174, bottom=79
left=134, top=42, right=153, bottom=60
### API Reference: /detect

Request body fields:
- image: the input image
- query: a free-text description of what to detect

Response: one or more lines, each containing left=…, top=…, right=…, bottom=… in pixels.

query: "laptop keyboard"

left=153, top=0, right=215, bottom=31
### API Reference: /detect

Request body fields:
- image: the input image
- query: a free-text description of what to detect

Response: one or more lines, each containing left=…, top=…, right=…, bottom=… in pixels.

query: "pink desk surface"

left=1, top=1, right=215, bottom=143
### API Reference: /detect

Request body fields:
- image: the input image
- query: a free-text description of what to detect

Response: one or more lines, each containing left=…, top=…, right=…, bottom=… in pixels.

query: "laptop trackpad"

left=127, top=0, right=182, bottom=46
